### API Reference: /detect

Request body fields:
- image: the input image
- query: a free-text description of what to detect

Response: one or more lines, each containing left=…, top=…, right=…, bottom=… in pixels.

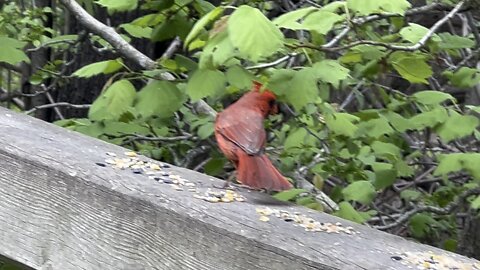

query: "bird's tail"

left=237, top=153, right=293, bottom=191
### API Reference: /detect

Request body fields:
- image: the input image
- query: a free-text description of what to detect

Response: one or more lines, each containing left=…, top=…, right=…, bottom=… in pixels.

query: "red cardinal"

left=214, top=82, right=293, bottom=191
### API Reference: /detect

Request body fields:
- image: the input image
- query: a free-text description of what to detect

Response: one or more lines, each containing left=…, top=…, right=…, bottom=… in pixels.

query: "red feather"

left=214, top=82, right=293, bottom=191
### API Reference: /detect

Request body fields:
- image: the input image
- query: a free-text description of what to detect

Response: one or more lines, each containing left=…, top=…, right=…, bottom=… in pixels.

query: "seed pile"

left=392, top=251, right=480, bottom=270
left=194, top=189, right=246, bottom=203
left=256, top=207, right=357, bottom=234
left=97, top=151, right=246, bottom=202
left=98, top=151, right=196, bottom=192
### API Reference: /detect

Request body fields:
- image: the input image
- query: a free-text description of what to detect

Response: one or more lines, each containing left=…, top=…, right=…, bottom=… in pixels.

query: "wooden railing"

left=0, top=106, right=478, bottom=270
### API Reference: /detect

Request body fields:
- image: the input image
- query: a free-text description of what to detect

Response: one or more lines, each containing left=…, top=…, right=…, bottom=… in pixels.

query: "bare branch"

left=58, top=0, right=157, bottom=70
left=117, top=134, right=196, bottom=143
left=246, top=53, right=297, bottom=70
left=375, top=187, right=480, bottom=230
left=25, top=102, right=91, bottom=115
left=321, top=2, right=452, bottom=49
left=161, top=36, right=182, bottom=59
left=308, top=1, right=465, bottom=52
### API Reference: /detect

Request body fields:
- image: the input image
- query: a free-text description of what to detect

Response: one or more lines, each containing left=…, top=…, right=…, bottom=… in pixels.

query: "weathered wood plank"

left=0, top=106, right=477, bottom=270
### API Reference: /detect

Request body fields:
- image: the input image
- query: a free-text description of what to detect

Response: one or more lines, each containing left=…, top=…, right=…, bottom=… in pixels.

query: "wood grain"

left=0, top=107, right=477, bottom=270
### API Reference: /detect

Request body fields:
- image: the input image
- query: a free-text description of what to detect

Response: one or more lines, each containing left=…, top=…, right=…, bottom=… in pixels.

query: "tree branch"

left=375, top=187, right=480, bottom=230
left=58, top=0, right=217, bottom=118
left=310, top=1, right=465, bottom=52
left=246, top=53, right=297, bottom=70
left=25, top=102, right=91, bottom=115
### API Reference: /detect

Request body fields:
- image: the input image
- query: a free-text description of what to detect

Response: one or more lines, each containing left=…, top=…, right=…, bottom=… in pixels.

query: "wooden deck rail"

left=0, top=106, right=478, bottom=270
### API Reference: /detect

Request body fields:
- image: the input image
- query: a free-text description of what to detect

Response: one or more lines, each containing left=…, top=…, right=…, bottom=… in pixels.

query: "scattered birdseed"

left=392, top=251, right=480, bottom=270
left=124, top=151, right=137, bottom=157
left=255, top=207, right=358, bottom=235
left=99, top=151, right=199, bottom=192
left=193, top=189, right=246, bottom=203
left=259, top=216, right=270, bottom=222
left=149, top=164, right=161, bottom=170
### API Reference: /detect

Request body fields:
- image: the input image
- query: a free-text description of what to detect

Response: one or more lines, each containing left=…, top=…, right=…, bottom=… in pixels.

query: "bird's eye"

left=268, top=99, right=276, bottom=108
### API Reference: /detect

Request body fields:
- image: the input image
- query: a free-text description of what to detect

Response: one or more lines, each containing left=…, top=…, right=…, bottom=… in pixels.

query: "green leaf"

left=185, top=6, right=224, bottom=47
left=371, top=141, right=401, bottom=159
left=355, top=117, right=394, bottom=138
left=321, top=1, right=346, bottom=12
left=228, top=5, right=284, bottom=62
left=0, top=46, right=30, bottom=65
left=285, top=68, right=318, bottom=110
left=199, top=30, right=236, bottom=68
left=73, top=59, right=123, bottom=78
left=284, top=128, right=317, bottom=152
left=434, top=153, right=480, bottom=180
left=266, top=69, right=296, bottom=95
left=389, top=52, right=432, bottom=84
left=96, top=0, right=138, bottom=12
left=412, top=90, right=455, bottom=105
left=302, top=11, right=343, bottom=35
left=325, top=113, right=359, bottom=137
left=102, top=121, right=150, bottom=136
left=273, top=188, right=307, bottom=201
left=187, top=69, right=226, bottom=100
left=134, top=81, right=185, bottom=118
left=340, top=45, right=387, bottom=63
left=409, top=213, right=436, bottom=238
left=226, top=65, right=254, bottom=89
left=121, top=24, right=152, bottom=38
left=444, top=67, right=480, bottom=88
left=273, top=7, right=317, bottom=29
left=395, top=159, right=414, bottom=177
left=296, top=196, right=316, bottom=206
left=198, top=122, right=214, bottom=139
left=443, top=239, right=458, bottom=252
left=409, top=108, right=448, bottom=130
left=335, top=201, right=367, bottom=223
left=312, top=60, right=350, bottom=87
left=438, top=33, right=475, bottom=49
left=400, top=189, right=422, bottom=201
left=342, top=180, right=376, bottom=204
left=204, top=158, right=225, bottom=176
left=3, top=36, right=28, bottom=50
left=373, top=168, right=397, bottom=190
left=383, top=111, right=410, bottom=132
left=437, top=111, right=479, bottom=142
left=347, top=0, right=411, bottom=15
left=471, top=196, right=480, bottom=209
left=0, top=37, right=29, bottom=65
left=145, top=0, right=174, bottom=10
left=399, top=23, right=439, bottom=44
left=88, top=80, right=136, bottom=121
left=152, top=14, right=192, bottom=42
left=434, top=153, right=464, bottom=176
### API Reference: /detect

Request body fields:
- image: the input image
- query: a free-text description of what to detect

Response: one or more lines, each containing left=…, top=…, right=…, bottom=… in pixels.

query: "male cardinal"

left=214, top=82, right=293, bottom=191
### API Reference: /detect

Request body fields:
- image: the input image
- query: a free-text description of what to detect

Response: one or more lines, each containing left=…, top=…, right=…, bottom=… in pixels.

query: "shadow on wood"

left=0, top=107, right=478, bottom=270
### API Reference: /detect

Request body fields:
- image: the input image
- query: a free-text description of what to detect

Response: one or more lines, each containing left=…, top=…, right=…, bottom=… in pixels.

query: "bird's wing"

left=215, top=108, right=266, bottom=156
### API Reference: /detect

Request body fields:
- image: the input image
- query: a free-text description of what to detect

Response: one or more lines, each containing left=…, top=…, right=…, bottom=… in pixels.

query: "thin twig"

left=305, top=1, right=465, bottom=52
left=375, top=187, right=480, bottom=230
left=246, top=53, right=297, bottom=70
left=25, top=102, right=91, bottom=115
left=161, top=36, right=182, bottom=59
left=119, top=134, right=196, bottom=143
